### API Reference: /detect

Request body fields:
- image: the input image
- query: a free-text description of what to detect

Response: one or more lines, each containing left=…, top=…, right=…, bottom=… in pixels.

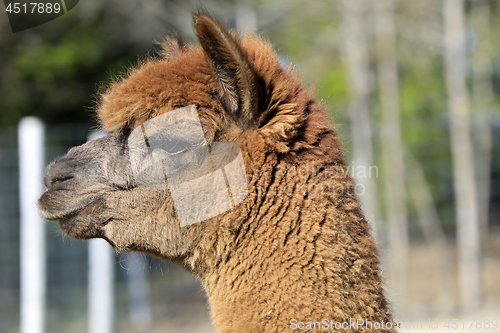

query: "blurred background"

left=1, top=0, right=499, bottom=332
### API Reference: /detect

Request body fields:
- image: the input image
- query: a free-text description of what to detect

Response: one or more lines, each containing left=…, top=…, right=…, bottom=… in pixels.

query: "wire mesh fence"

left=0, top=123, right=211, bottom=333
left=1, top=117, right=500, bottom=332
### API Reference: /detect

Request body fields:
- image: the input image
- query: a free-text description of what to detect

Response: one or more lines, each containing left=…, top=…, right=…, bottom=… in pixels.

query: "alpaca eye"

left=158, top=139, right=192, bottom=155
left=147, top=134, right=199, bottom=156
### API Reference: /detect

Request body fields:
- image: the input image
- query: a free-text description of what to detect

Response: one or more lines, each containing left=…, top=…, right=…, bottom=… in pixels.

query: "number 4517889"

left=444, top=319, right=498, bottom=330
left=6, top=3, right=61, bottom=14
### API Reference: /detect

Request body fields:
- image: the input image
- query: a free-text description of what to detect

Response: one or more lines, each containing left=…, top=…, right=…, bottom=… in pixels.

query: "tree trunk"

left=443, top=0, right=481, bottom=312
left=470, top=0, right=494, bottom=242
left=374, top=0, right=409, bottom=309
left=339, top=0, right=380, bottom=238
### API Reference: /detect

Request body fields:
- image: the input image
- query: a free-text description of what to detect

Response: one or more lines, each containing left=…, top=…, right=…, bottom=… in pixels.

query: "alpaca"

left=38, top=14, right=395, bottom=332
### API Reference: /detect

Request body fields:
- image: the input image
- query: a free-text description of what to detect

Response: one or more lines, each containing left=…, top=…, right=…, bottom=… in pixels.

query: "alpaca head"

left=38, top=15, right=395, bottom=330
left=38, top=14, right=315, bottom=266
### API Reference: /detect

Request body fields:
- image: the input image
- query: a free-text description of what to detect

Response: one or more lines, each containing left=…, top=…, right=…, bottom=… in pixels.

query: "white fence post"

left=87, top=130, right=115, bottom=333
left=19, top=117, right=46, bottom=333
left=125, top=253, right=152, bottom=330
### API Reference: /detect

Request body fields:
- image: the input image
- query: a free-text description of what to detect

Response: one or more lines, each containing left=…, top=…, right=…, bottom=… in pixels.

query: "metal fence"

left=1, top=118, right=500, bottom=333
left=0, top=121, right=211, bottom=333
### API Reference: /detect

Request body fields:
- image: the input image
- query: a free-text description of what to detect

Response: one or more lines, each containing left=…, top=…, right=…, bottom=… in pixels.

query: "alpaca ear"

left=194, top=14, right=262, bottom=130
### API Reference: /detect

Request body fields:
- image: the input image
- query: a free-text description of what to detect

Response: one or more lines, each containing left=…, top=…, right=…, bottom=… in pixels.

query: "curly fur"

left=39, top=14, right=395, bottom=333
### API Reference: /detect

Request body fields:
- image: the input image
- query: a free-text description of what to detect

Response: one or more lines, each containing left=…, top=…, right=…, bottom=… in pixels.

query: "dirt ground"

left=392, top=231, right=500, bottom=333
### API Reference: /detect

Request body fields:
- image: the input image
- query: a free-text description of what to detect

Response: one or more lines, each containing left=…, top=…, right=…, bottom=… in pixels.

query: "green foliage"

left=0, top=10, right=144, bottom=126
left=13, top=28, right=102, bottom=84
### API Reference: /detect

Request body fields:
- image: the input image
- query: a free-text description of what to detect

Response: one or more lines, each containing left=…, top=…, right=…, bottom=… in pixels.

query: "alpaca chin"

left=57, top=214, right=106, bottom=240
left=38, top=190, right=107, bottom=239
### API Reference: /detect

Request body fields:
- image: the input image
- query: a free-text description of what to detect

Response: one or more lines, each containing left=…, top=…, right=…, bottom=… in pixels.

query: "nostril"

left=51, top=175, right=74, bottom=187
left=44, top=157, right=77, bottom=189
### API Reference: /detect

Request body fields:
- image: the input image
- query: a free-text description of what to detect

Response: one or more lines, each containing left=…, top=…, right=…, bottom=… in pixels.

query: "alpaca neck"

left=201, top=199, right=394, bottom=333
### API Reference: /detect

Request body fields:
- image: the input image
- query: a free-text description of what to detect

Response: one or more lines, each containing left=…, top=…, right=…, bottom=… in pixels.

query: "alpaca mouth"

left=38, top=190, right=101, bottom=222
left=38, top=190, right=108, bottom=240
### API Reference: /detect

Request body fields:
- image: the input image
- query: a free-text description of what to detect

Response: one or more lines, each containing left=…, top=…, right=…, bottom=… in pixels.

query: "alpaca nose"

left=44, top=157, right=76, bottom=190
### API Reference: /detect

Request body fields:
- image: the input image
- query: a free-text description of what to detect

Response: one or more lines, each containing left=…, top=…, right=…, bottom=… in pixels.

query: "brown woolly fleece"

left=38, top=14, right=396, bottom=333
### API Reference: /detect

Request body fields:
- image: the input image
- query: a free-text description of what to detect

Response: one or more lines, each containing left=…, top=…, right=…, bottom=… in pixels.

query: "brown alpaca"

left=38, top=14, right=395, bottom=333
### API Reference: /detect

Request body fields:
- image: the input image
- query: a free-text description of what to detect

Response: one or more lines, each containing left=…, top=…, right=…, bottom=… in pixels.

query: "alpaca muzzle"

left=38, top=146, right=106, bottom=222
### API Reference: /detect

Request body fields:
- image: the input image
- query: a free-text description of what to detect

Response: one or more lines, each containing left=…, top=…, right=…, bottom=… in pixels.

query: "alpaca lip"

left=38, top=190, right=101, bottom=222
left=40, top=205, right=80, bottom=222
left=54, top=211, right=79, bottom=225
left=39, top=202, right=82, bottom=222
